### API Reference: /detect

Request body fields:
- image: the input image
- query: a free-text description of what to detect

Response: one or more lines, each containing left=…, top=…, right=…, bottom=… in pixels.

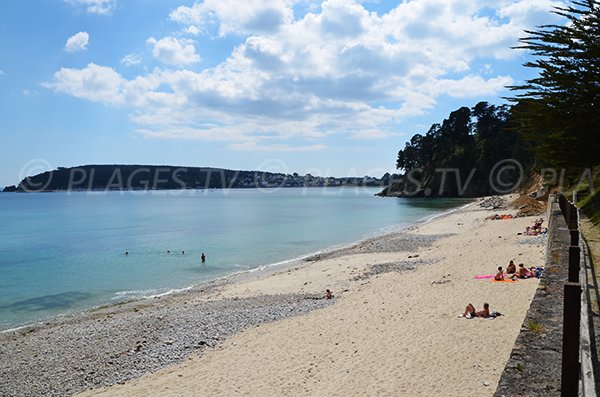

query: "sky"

left=0, top=0, right=566, bottom=187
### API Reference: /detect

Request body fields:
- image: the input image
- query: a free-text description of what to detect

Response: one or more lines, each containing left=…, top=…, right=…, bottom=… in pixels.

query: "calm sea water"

left=0, top=188, right=468, bottom=330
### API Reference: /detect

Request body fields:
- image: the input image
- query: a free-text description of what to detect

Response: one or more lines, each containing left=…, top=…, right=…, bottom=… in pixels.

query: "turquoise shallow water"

left=0, top=188, right=469, bottom=330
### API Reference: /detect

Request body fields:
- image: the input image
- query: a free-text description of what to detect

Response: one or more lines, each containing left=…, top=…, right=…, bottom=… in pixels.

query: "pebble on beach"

left=0, top=290, right=333, bottom=397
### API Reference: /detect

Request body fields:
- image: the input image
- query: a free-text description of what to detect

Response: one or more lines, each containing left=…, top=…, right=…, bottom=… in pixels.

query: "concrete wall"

left=494, top=201, right=570, bottom=396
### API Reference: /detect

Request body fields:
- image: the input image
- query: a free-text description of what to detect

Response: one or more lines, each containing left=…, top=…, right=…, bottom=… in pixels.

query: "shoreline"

left=0, top=196, right=546, bottom=397
left=220, top=199, right=472, bottom=286
left=0, top=199, right=471, bottom=335
left=0, top=224, right=452, bottom=397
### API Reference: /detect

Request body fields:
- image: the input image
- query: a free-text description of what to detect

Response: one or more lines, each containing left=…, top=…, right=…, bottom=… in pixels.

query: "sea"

left=0, top=187, right=469, bottom=331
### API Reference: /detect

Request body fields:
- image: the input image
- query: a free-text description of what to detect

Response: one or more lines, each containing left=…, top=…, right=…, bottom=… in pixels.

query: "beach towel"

left=488, top=214, right=513, bottom=220
left=491, top=278, right=517, bottom=283
left=474, top=274, right=507, bottom=279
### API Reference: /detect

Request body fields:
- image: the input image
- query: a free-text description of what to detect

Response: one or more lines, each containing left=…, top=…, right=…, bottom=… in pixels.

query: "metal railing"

left=557, top=193, right=596, bottom=396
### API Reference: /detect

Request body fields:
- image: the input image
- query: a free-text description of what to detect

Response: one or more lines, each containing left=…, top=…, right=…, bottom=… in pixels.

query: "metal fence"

left=557, top=193, right=596, bottom=397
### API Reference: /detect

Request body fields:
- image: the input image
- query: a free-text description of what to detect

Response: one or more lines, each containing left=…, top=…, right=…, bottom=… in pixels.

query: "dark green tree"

left=396, top=134, right=425, bottom=171
left=393, top=102, right=531, bottom=196
left=510, top=0, right=600, bottom=170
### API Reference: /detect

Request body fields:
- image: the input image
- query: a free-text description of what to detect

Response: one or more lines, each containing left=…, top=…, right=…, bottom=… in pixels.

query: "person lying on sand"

left=460, top=303, right=490, bottom=319
left=524, top=219, right=547, bottom=236
left=525, top=226, right=536, bottom=236
left=495, top=267, right=505, bottom=281
left=325, top=289, right=334, bottom=299
left=487, top=214, right=513, bottom=220
left=528, top=266, right=544, bottom=278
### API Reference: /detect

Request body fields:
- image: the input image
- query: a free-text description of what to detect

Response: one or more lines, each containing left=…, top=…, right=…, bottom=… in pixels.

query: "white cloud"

left=44, top=63, right=126, bottom=104
left=0, top=69, right=4, bottom=77
left=351, top=129, right=398, bottom=140
left=228, top=141, right=327, bottom=152
left=320, top=0, right=371, bottom=38
left=121, top=53, right=142, bottom=67
left=65, top=31, right=90, bottom=52
left=185, top=25, right=201, bottom=36
left=498, top=0, right=563, bottom=25
left=65, top=0, right=116, bottom=15
left=49, top=0, right=564, bottom=147
left=170, top=0, right=294, bottom=36
left=428, top=75, right=515, bottom=98
left=147, top=37, right=201, bottom=66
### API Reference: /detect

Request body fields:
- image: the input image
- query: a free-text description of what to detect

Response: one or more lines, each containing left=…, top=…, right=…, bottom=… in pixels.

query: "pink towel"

left=474, top=274, right=494, bottom=279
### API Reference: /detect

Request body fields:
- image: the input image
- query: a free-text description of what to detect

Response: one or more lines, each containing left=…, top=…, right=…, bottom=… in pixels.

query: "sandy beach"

left=0, top=196, right=547, bottom=397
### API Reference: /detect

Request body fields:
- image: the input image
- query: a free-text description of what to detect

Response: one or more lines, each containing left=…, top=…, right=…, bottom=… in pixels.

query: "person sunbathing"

left=525, top=226, right=538, bottom=236
left=488, top=214, right=512, bottom=220
left=506, top=260, right=516, bottom=274
left=530, top=266, right=544, bottom=278
left=529, top=218, right=544, bottom=234
left=495, top=266, right=505, bottom=281
left=461, top=303, right=490, bottom=319
left=510, top=263, right=530, bottom=279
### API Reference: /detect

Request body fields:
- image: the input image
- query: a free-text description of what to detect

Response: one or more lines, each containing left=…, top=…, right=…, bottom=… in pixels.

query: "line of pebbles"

left=0, top=291, right=333, bottom=397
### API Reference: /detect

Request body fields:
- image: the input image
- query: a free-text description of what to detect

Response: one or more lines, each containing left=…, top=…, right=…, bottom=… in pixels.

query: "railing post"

left=561, top=281, right=582, bottom=396
left=569, top=204, right=579, bottom=230
left=565, top=202, right=572, bottom=226
left=568, top=246, right=581, bottom=282
left=570, top=229, right=579, bottom=246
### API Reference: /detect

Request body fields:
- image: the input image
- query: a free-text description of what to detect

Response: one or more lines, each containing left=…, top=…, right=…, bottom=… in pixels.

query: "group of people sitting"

left=461, top=218, right=548, bottom=320
left=524, top=218, right=547, bottom=236
left=495, top=260, right=543, bottom=280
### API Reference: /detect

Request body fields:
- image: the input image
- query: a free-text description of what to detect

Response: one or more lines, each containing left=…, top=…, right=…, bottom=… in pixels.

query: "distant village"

left=239, top=172, right=388, bottom=189
left=2, top=165, right=392, bottom=192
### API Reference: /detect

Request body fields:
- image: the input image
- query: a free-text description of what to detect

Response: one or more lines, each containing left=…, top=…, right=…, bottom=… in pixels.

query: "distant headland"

left=2, top=165, right=389, bottom=193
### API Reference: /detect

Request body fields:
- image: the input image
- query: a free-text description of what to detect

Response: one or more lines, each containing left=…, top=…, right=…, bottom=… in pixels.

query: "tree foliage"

left=393, top=102, right=532, bottom=196
left=510, top=0, right=600, bottom=169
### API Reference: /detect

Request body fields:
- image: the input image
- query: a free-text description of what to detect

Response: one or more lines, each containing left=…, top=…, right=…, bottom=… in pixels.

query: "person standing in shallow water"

left=201, top=253, right=206, bottom=263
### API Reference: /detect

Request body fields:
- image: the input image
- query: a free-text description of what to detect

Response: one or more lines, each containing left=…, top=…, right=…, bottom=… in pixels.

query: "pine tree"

left=510, top=1, right=600, bottom=170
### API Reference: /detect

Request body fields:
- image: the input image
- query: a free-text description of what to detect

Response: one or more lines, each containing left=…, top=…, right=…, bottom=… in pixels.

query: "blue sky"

left=0, top=0, right=565, bottom=187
